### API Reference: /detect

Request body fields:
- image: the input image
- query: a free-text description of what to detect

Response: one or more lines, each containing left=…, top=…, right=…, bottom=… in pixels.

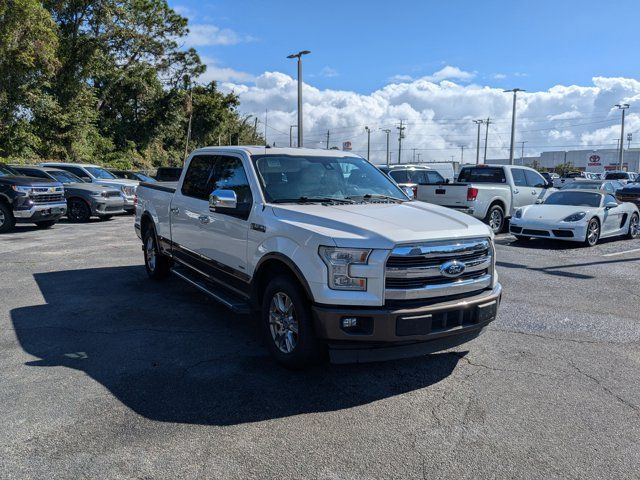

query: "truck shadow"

left=11, top=266, right=463, bottom=426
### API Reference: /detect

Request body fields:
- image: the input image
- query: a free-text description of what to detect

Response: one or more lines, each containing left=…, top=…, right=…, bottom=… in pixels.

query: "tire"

left=98, top=215, right=113, bottom=221
left=0, top=202, right=16, bottom=233
left=261, top=275, right=322, bottom=369
left=626, top=212, right=640, bottom=240
left=583, top=218, right=600, bottom=247
left=484, top=204, right=505, bottom=234
left=67, top=198, right=91, bottom=222
left=143, top=227, right=170, bottom=280
left=35, top=220, right=56, bottom=229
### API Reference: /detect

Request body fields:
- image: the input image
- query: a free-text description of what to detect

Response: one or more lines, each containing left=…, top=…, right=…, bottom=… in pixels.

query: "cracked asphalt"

left=1, top=216, right=639, bottom=479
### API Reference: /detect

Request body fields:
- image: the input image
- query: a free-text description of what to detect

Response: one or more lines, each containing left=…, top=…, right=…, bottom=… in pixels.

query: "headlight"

left=514, top=208, right=523, bottom=219
left=563, top=212, right=586, bottom=222
left=319, top=246, right=371, bottom=291
left=11, top=185, right=32, bottom=195
left=90, top=191, right=103, bottom=197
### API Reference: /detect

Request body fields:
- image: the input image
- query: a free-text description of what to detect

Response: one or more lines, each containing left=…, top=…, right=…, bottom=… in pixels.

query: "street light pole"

left=615, top=103, right=630, bottom=169
left=381, top=129, right=391, bottom=166
left=289, top=125, right=296, bottom=147
left=483, top=117, right=492, bottom=163
left=365, top=126, right=371, bottom=161
left=505, top=88, right=525, bottom=165
left=397, top=120, right=406, bottom=164
left=519, top=141, right=528, bottom=165
left=473, top=119, right=484, bottom=165
left=287, top=50, right=311, bottom=148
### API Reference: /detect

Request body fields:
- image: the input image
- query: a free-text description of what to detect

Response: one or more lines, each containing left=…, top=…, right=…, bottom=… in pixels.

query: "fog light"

left=342, top=317, right=358, bottom=328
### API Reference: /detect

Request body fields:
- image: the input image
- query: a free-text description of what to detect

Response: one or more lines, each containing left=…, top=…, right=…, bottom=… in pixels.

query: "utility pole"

left=505, top=88, right=525, bottom=165
left=519, top=141, right=528, bottom=165
left=412, top=148, right=416, bottom=162
left=289, top=125, right=296, bottom=147
left=365, top=126, right=371, bottom=161
left=287, top=50, right=311, bottom=147
left=381, top=129, right=391, bottom=166
left=253, top=117, right=258, bottom=143
left=326, top=130, right=330, bottom=149
left=397, top=120, right=406, bottom=164
left=417, top=153, right=421, bottom=163
left=473, top=119, right=484, bottom=165
left=460, top=145, right=464, bottom=164
left=627, top=132, right=633, bottom=150
left=483, top=117, right=492, bottom=163
left=615, top=104, right=630, bottom=169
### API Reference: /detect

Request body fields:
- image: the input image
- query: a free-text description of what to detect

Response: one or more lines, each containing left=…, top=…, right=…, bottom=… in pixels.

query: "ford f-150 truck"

left=0, top=164, right=67, bottom=233
left=135, top=147, right=502, bottom=368
left=416, top=164, right=555, bottom=233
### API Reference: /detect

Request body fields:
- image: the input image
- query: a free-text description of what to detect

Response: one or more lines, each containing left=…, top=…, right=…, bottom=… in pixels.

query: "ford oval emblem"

left=440, top=260, right=466, bottom=278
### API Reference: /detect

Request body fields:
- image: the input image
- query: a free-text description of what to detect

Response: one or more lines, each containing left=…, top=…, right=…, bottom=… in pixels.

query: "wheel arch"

left=251, top=253, right=314, bottom=309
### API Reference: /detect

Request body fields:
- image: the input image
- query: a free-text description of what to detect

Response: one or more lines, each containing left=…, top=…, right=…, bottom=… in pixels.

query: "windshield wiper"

left=347, top=194, right=404, bottom=203
left=272, top=196, right=355, bottom=205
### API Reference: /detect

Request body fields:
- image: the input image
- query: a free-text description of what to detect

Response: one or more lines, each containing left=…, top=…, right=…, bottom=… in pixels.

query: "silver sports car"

left=509, top=190, right=640, bottom=247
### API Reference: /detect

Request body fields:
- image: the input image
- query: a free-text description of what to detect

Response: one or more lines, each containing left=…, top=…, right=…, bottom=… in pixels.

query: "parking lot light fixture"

left=287, top=50, right=311, bottom=148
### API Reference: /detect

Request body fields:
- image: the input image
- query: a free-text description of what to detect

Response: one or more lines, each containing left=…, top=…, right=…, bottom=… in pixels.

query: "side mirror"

left=403, top=186, right=415, bottom=200
left=445, top=178, right=450, bottom=184
left=605, top=201, right=618, bottom=209
left=209, top=189, right=237, bottom=211
left=544, top=181, right=553, bottom=189
left=81, top=176, right=91, bottom=182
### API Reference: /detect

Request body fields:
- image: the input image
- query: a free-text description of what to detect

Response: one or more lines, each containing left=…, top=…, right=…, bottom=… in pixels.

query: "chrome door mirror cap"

left=604, top=201, right=618, bottom=209
left=403, top=186, right=415, bottom=200
left=209, top=189, right=237, bottom=211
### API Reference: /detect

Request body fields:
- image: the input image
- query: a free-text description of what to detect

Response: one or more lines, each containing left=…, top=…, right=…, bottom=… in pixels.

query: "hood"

left=519, top=204, right=597, bottom=221
left=0, top=175, right=61, bottom=187
left=63, top=182, right=119, bottom=194
left=271, top=200, right=492, bottom=249
left=95, top=178, right=138, bottom=186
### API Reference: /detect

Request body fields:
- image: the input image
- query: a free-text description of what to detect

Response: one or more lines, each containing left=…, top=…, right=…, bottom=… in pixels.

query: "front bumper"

left=92, top=197, right=126, bottom=216
left=13, top=202, right=67, bottom=222
left=312, top=283, right=501, bottom=363
left=510, top=220, right=586, bottom=242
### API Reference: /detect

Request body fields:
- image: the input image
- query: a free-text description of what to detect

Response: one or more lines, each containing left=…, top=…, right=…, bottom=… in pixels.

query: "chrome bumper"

left=13, top=202, right=67, bottom=219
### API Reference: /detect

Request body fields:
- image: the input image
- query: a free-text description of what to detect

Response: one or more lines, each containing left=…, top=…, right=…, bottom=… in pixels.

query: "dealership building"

left=489, top=148, right=640, bottom=172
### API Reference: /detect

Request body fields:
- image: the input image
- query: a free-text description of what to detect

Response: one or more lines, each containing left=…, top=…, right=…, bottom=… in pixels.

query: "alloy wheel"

left=145, top=236, right=156, bottom=272
left=489, top=209, right=503, bottom=231
left=268, top=292, right=298, bottom=354
left=0, top=210, right=4, bottom=227
left=630, top=214, right=640, bottom=238
left=587, top=220, right=599, bottom=245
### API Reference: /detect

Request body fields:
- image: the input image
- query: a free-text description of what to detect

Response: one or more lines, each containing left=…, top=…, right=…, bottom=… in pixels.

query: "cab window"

left=511, top=168, right=528, bottom=187
left=524, top=169, right=546, bottom=188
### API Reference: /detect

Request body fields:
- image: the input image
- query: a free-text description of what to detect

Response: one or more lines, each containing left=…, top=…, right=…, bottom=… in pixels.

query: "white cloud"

left=199, top=57, right=254, bottom=83
left=389, top=74, right=414, bottom=83
left=318, top=66, right=339, bottom=78
left=493, top=73, right=507, bottom=80
left=422, top=66, right=476, bottom=83
left=185, top=24, right=254, bottom=47
left=219, top=70, right=639, bottom=162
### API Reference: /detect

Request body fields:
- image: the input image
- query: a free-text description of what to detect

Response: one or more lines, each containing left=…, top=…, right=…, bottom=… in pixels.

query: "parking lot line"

left=602, top=248, right=640, bottom=257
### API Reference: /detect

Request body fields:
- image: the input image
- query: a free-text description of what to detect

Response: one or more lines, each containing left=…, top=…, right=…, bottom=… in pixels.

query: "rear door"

left=524, top=169, right=548, bottom=204
left=509, top=168, right=531, bottom=210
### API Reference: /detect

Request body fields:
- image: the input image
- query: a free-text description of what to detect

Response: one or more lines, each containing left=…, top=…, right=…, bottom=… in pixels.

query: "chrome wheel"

left=629, top=214, right=640, bottom=238
left=587, top=220, right=600, bottom=246
left=489, top=208, right=503, bottom=232
left=268, top=292, right=298, bottom=354
left=145, top=236, right=156, bottom=272
left=0, top=209, right=4, bottom=227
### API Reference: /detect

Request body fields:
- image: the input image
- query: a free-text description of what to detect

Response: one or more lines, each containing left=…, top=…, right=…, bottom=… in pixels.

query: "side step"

left=171, top=265, right=252, bottom=314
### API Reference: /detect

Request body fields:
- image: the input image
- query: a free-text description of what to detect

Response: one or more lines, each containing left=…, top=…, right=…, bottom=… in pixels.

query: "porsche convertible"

left=509, top=190, right=640, bottom=247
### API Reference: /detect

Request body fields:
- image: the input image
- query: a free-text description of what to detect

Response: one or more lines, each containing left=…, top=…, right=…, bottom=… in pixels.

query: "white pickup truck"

left=416, top=164, right=555, bottom=233
left=135, top=147, right=502, bottom=368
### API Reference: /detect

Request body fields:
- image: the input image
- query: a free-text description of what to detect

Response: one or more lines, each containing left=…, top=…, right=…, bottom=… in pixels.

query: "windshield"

left=389, top=169, right=444, bottom=185
left=561, top=182, right=601, bottom=190
left=544, top=191, right=602, bottom=207
left=253, top=155, right=407, bottom=203
left=135, top=172, right=155, bottom=182
left=85, top=167, right=117, bottom=179
left=0, top=164, right=18, bottom=176
left=457, top=167, right=506, bottom=183
left=49, top=170, right=84, bottom=184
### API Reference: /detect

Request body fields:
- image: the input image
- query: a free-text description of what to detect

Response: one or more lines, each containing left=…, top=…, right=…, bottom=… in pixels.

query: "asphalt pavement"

left=1, top=217, right=639, bottom=479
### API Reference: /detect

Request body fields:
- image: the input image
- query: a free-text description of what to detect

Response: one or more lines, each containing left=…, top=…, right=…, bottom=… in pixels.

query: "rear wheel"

left=0, top=203, right=16, bottom=233
left=583, top=218, right=600, bottom=247
left=143, top=228, right=170, bottom=280
left=67, top=198, right=91, bottom=222
left=627, top=213, right=640, bottom=239
left=35, top=220, right=56, bottom=229
left=261, top=275, right=322, bottom=369
left=485, top=204, right=505, bottom=234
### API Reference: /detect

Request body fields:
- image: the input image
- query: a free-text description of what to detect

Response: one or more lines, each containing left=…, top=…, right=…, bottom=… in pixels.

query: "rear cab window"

left=457, top=167, right=506, bottom=183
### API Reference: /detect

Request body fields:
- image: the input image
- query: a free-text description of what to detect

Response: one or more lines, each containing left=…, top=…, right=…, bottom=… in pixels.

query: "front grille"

left=105, top=190, right=122, bottom=198
left=31, top=194, right=65, bottom=204
left=385, top=238, right=493, bottom=301
left=510, top=226, right=523, bottom=234
left=522, top=229, right=550, bottom=236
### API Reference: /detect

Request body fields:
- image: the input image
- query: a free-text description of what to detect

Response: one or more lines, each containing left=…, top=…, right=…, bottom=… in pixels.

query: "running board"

left=171, top=266, right=251, bottom=314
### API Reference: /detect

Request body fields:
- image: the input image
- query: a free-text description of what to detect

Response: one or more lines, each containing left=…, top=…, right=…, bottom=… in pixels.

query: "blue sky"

left=170, top=0, right=640, bottom=93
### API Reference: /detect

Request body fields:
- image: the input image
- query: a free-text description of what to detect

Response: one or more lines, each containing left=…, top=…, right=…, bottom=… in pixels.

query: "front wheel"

left=583, top=218, right=600, bottom=247
left=627, top=213, right=640, bottom=239
left=35, top=220, right=56, bottom=229
left=67, top=198, right=91, bottom=222
left=484, top=204, right=505, bottom=234
left=261, top=275, right=322, bottom=369
left=0, top=203, right=16, bottom=233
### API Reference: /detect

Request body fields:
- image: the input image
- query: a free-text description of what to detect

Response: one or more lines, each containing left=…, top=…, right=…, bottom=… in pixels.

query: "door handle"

left=170, top=207, right=180, bottom=214
left=198, top=215, right=210, bottom=224
left=513, top=189, right=519, bottom=194
left=532, top=191, right=538, bottom=195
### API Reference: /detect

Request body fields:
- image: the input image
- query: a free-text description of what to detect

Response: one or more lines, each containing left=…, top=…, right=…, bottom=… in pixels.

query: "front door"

left=510, top=168, right=531, bottom=212
left=601, top=194, right=624, bottom=235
